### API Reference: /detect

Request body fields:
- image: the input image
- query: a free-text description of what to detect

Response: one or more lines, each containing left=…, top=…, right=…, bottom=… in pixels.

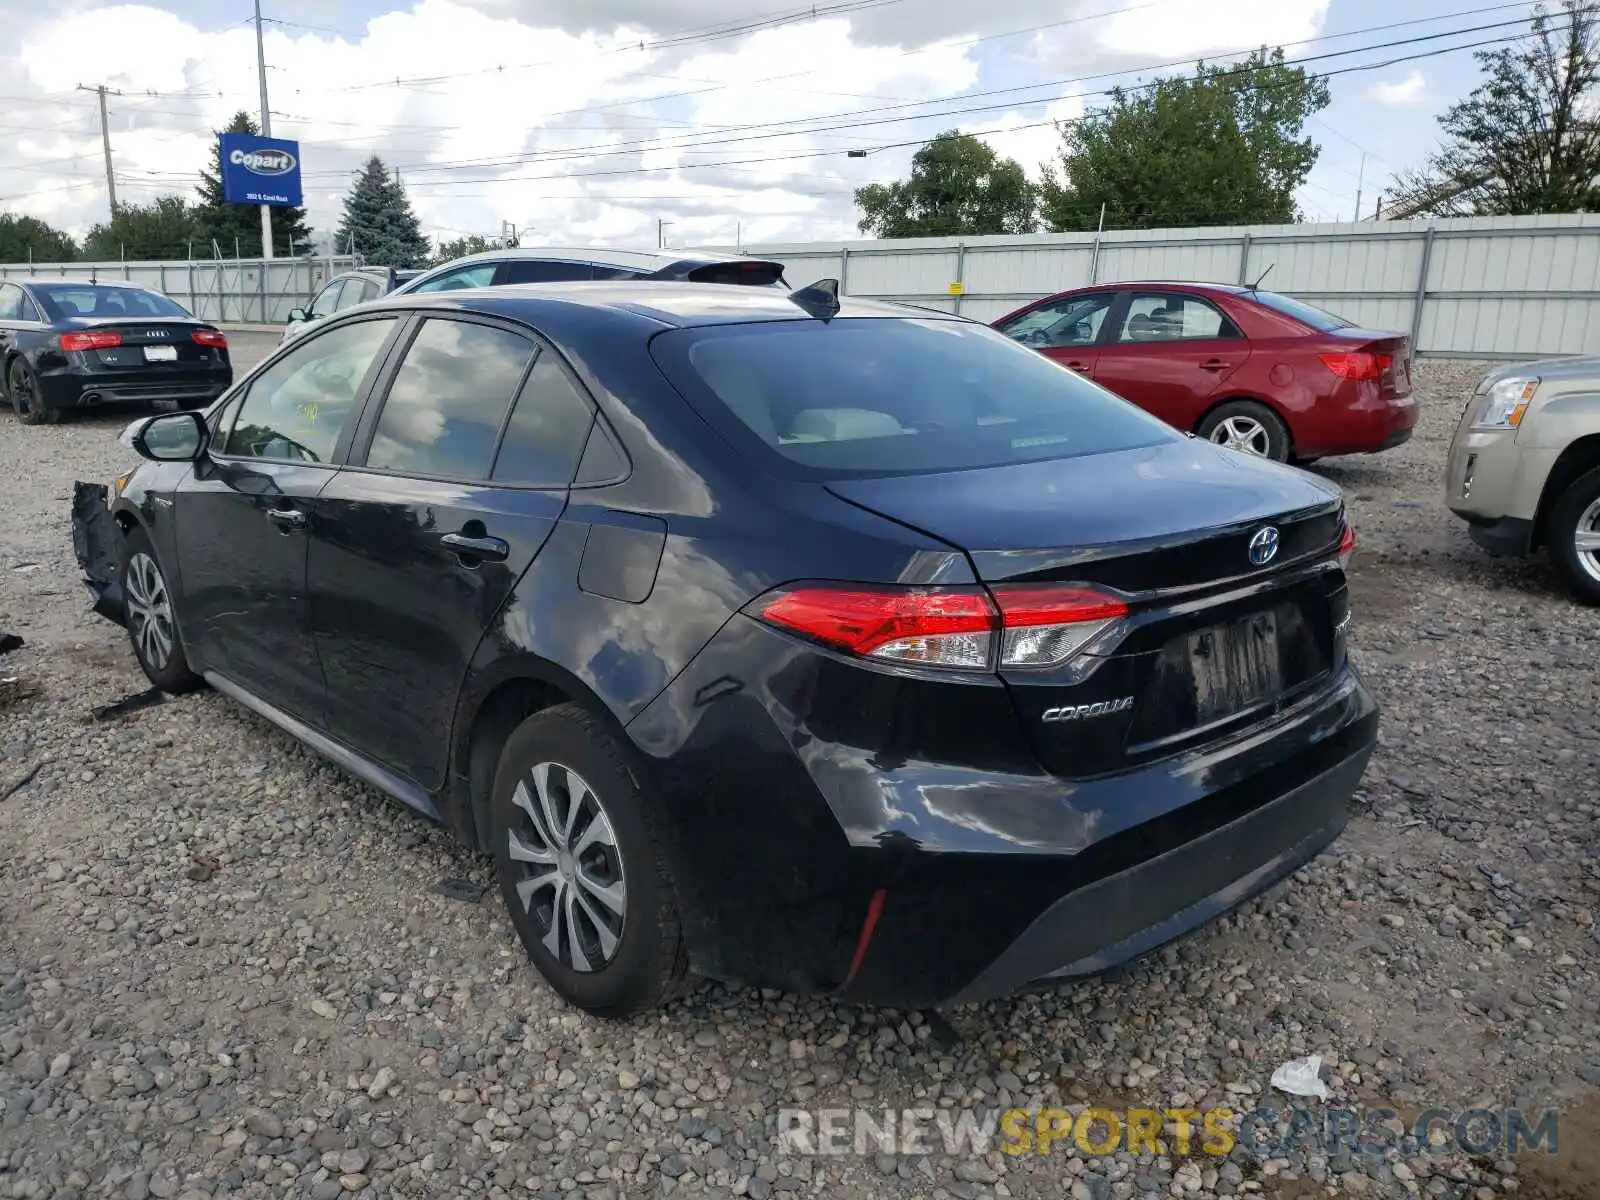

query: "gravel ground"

left=2, top=356, right=1598, bottom=1200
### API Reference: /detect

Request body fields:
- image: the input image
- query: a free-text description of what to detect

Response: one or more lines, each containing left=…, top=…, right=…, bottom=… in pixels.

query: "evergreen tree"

left=194, top=111, right=312, bottom=258
left=855, top=133, right=1037, bottom=237
left=337, top=156, right=430, bottom=267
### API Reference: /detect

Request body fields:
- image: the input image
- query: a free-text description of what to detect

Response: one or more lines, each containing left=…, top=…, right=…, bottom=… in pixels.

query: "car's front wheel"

left=1548, top=465, right=1600, bottom=605
left=8, top=360, right=60, bottom=426
left=121, top=529, right=203, bottom=692
left=492, top=703, right=688, bottom=1017
left=1198, top=400, right=1290, bottom=462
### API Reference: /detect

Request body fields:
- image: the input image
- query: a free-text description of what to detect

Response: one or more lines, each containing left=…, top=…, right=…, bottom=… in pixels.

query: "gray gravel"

left=3, top=356, right=1598, bottom=1200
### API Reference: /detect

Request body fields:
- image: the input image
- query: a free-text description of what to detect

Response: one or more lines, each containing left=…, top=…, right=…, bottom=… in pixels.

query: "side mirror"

left=130, top=411, right=208, bottom=462
left=286, top=306, right=308, bottom=323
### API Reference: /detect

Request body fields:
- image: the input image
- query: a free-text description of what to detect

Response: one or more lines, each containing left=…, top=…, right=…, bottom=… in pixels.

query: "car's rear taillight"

left=987, top=584, right=1129, bottom=669
left=1319, top=351, right=1392, bottom=381
left=59, top=330, right=122, bottom=352
left=1337, top=520, right=1356, bottom=571
left=192, top=329, right=227, bottom=348
left=750, top=582, right=1129, bottom=672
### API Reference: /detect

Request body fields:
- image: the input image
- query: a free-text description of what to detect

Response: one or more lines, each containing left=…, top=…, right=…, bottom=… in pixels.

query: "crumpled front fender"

left=70, top=481, right=127, bottom=627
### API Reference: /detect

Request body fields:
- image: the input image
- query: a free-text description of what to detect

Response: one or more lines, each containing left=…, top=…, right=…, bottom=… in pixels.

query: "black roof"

left=368, top=280, right=942, bottom=329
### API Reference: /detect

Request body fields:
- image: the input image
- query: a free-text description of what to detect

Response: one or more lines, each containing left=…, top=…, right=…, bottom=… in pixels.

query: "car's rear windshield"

left=681, top=260, right=788, bottom=288
left=33, top=284, right=190, bottom=320
left=650, top=317, right=1178, bottom=478
left=1248, top=289, right=1352, bottom=331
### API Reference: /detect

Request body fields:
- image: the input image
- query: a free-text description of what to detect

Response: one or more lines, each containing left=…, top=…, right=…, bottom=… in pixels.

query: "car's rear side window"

left=365, top=318, right=536, bottom=479
left=490, top=353, right=594, bottom=486
left=651, top=317, right=1177, bottom=478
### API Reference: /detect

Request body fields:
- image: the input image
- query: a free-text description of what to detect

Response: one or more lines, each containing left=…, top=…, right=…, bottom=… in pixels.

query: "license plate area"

left=144, top=345, right=178, bottom=362
left=1190, top=611, right=1281, bottom=724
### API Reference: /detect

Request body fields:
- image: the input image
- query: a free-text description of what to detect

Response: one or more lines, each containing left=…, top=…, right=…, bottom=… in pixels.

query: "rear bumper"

left=38, top=368, right=230, bottom=411
left=627, top=616, right=1379, bottom=1008
left=1295, top=385, right=1418, bottom=458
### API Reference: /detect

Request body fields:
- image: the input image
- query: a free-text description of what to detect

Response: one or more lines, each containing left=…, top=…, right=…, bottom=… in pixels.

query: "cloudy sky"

left=0, top=0, right=1529, bottom=257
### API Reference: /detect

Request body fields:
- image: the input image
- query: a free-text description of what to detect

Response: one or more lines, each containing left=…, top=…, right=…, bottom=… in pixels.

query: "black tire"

left=8, top=359, right=60, bottom=426
left=120, top=528, right=203, bottom=693
left=492, top=703, right=688, bottom=1017
left=1197, top=400, right=1291, bottom=462
left=1547, top=466, right=1600, bottom=606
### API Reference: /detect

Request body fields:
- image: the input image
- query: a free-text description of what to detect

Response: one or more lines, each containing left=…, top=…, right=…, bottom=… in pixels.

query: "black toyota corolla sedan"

left=71, top=280, right=1376, bottom=1017
left=1, top=279, right=233, bottom=424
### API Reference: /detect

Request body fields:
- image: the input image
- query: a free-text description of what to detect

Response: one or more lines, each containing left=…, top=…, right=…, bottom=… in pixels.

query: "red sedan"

left=992, top=281, right=1416, bottom=462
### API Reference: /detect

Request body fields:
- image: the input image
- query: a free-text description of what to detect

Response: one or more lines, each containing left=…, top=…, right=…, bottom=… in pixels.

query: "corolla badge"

left=230, top=147, right=297, bottom=176
left=1042, top=696, right=1133, bottom=723
left=1248, top=525, right=1280, bottom=567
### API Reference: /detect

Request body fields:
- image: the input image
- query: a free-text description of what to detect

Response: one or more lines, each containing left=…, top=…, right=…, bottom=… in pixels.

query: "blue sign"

left=219, top=133, right=303, bottom=207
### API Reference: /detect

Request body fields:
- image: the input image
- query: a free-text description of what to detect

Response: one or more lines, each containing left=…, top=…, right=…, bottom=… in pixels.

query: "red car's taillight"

left=192, top=329, right=228, bottom=348
left=1319, top=351, right=1392, bottom=381
left=58, top=330, right=122, bottom=352
left=750, top=582, right=1130, bottom=671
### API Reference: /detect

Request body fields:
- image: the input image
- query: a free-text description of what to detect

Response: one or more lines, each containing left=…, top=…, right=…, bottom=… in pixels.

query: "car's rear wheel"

left=1198, top=401, right=1290, bottom=462
left=8, top=360, right=60, bottom=426
left=121, top=528, right=203, bottom=692
left=492, top=703, right=688, bottom=1017
left=1548, top=466, right=1600, bottom=606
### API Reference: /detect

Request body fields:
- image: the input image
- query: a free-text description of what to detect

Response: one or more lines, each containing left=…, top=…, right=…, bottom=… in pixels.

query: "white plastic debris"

left=1270, top=1054, right=1330, bottom=1100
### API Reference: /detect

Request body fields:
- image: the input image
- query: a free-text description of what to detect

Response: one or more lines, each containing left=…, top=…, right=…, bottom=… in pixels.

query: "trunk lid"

left=827, top=439, right=1350, bottom=776
left=1329, top=328, right=1412, bottom=398
left=60, top=317, right=227, bottom=370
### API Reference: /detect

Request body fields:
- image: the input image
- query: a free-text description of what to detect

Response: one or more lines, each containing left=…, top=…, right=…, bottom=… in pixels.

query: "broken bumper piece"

left=71, top=481, right=126, bottom=627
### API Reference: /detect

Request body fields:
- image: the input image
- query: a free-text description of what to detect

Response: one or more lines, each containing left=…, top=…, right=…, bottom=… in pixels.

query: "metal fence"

left=715, top=213, right=1600, bottom=360
left=0, top=256, right=361, bottom=324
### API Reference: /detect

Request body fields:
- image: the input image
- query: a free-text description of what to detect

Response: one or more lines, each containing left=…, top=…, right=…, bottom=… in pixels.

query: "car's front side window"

left=364, top=318, right=536, bottom=479
left=408, top=264, right=497, bottom=294
left=219, top=317, right=397, bottom=464
left=309, top=280, right=347, bottom=318
left=342, top=278, right=379, bottom=308
left=999, top=294, right=1114, bottom=348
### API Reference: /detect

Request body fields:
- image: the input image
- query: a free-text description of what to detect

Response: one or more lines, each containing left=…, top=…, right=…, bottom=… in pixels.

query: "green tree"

left=854, top=132, right=1037, bottom=238
left=0, top=214, right=77, bottom=263
left=430, top=232, right=510, bottom=267
left=337, top=156, right=430, bottom=267
left=81, top=196, right=199, bottom=260
left=194, top=111, right=313, bottom=258
left=1040, top=48, right=1330, bottom=231
left=1386, top=1, right=1600, bottom=218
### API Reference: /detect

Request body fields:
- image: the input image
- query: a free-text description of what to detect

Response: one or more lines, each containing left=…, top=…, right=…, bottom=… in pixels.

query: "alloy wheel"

left=1208, top=416, right=1272, bottom=457
left=507, top=762, right=627, bottom=972
left=1575, top=495, right=1600, bottom=586
left=125, top=552, right=175, bottom=671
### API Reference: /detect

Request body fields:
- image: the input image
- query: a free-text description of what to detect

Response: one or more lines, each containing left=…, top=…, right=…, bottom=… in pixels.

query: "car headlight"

left=1472, top=376, right=1538, bottom=428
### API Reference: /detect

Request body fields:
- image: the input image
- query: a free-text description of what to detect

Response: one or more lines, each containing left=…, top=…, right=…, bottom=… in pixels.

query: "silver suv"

left=1446, top=357, right=1600, bottom=604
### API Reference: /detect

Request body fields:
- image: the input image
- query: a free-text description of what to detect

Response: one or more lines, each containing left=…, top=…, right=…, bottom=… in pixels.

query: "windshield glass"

left=651, top=317, right=1177, bottom=478
left=1248, top=289, right=1352, bottom=331
left=33, top=284, right=191, bottom=320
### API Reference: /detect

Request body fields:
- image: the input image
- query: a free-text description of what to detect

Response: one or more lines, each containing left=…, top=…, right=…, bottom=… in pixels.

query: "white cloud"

left=0, top=0, right=1336, bottom=257
left=1366, top=70, right=1426, bottom=107
left=1095, top=0, right=1328, bottom=59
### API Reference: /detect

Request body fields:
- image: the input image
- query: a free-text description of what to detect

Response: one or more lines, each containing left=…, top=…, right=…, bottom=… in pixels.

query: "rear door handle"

left=440, top=532, right=509, bottom=563
left=1200, top=358, right=1231, bottom=371
left=266, top=507, right=306, bottom=529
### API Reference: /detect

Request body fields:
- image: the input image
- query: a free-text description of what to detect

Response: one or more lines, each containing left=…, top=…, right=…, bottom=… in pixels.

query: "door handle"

left=265, top=507, right=306, bottom=529
left=1065, top=360, right=1090, bottom=372
left=1200, top=358, right=1231, bottom=371
left=440, top=532, right=509, bottom=563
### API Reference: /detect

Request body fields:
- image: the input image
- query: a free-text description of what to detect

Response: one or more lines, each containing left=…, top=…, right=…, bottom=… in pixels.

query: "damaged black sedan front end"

left=71, top=480, right=128, bottom=627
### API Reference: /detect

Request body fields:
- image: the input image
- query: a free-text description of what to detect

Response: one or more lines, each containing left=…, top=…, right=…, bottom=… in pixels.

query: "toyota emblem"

left=1248, top=526, right=1280, bottom=567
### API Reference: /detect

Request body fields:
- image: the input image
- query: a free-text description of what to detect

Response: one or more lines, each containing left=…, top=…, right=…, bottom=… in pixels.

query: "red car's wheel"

left=1198, top=401, right=1290, bottom=462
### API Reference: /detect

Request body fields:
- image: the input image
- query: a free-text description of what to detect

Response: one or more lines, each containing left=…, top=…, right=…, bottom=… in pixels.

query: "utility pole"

left=1353, top=152, right=1367, bottom=228
left=254, top=0, right=275, bottom=261
left=658, top=218, right=673, bottom=249
left=76, top=85, right=117, bottom=218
